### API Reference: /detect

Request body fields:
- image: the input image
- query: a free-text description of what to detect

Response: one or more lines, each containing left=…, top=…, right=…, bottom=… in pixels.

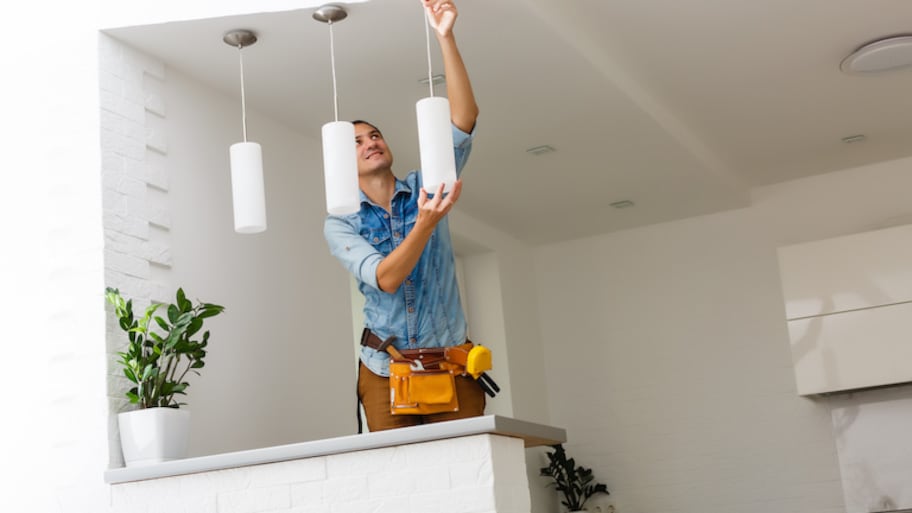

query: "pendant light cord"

left=237, top=44, right=248, bottom=142
left=329, top=20, right=340, bottom=122
left=424, top=10, right=435, bottom=97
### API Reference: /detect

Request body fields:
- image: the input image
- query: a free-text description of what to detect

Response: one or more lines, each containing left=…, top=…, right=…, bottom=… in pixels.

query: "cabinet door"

left=788, top=302, right=912, bottom=395
left=777, top=223, right=912, bottom=395
left=777, top=223, right=912, bottom=320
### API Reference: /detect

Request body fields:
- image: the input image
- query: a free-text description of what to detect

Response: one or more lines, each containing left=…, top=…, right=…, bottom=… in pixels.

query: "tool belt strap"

left=360, top=328, right=393, bottom=351
left=360, top=328, right=473, bottom=368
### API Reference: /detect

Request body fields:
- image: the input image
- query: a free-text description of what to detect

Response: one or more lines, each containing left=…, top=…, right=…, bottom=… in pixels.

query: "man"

left=323, top=0, right=481, bottom=432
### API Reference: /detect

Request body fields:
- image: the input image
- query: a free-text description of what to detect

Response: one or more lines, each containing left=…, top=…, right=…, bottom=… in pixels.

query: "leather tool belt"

left=360, top=328, right=500, bottom=415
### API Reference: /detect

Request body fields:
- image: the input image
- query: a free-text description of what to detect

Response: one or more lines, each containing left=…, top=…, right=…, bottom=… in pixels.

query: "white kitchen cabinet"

left=777, top=223, right=912, bottom=395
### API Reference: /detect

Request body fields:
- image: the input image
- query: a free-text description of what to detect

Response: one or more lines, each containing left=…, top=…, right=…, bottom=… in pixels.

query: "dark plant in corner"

left=540, top=444, right=610, bottom=512
left=105, top=287, right=224, bottom=409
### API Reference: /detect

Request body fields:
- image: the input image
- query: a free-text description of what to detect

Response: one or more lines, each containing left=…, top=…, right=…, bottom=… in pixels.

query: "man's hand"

left=416, top=180, right=462, bottom=229
left=375, top=180, right=462, bottom=293
left=423, top=0, right=457, bottom=38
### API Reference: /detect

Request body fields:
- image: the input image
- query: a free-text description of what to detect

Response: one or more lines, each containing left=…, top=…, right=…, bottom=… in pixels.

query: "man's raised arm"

left=423, top=0, right=479, bottom=133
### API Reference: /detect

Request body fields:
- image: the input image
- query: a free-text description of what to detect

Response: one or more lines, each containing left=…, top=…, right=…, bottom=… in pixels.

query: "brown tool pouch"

left=389, top=362, right=459, bottom=415
left=360, top=328, right=500, bottom=413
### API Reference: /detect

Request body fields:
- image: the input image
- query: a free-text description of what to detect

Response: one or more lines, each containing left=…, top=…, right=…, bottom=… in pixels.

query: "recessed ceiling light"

left=418, top=74, right=446, bottom=86
left=526, top=145, right=555, bottom=156
left=841, top=35, right=912, bottom=75
left=841, top=134, right=866, bottom=144
left=609, top=200, right=635, bottom=209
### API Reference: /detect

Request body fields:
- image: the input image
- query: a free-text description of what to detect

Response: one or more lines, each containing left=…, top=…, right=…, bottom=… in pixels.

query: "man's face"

left=354, top=123, right=393, bottom=175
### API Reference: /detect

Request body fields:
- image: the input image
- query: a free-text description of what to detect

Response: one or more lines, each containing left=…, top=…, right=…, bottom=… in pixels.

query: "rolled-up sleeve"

left=453, top=124, right=476, bottom=177
left=324, top=215, right=382, bottom=290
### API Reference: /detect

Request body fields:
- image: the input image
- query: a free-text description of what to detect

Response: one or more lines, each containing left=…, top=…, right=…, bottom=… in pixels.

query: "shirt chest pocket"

left=361, top=228, right=392, bottom=255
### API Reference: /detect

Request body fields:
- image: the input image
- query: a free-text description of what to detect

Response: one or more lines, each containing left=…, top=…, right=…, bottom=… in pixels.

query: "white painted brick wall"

left=109, top=434, right=532, bottom=513
left=99, top=33, right=174, bottom=468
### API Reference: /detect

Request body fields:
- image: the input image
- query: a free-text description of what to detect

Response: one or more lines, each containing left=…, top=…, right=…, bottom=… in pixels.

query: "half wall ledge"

left=104, top=414, right=566, bottom=484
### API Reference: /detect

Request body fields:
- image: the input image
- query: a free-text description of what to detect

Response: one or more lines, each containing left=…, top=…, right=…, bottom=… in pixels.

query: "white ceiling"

left=105, top=0, right=912, bottom=245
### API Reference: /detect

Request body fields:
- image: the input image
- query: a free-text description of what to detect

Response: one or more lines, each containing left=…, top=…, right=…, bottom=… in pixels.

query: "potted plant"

left=105, top=287, right=224, bottom=466
left=540, top=444, right=610, bottom=512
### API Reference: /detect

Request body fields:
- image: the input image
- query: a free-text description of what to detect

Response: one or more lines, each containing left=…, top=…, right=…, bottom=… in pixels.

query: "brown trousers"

left=358, top=361, right=486, bottom=432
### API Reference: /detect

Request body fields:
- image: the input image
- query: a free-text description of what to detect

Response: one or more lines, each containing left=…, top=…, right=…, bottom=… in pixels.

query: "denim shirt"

left=324, top=125, right=475, bottom=377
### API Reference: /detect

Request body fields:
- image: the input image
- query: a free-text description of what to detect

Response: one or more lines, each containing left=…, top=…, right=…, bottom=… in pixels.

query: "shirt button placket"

left=405, top=278, right=417, bottom=347
left=393, top=211, right=418, bottom=347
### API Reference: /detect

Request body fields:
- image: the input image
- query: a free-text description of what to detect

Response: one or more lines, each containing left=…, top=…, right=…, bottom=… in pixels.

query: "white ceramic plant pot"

left=118, top=407, right=190, bottom=467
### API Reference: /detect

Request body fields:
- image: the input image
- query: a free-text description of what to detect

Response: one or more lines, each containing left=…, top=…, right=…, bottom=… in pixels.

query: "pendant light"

left=314, top=5, right=360, bottom=216
left=224, top=30, right=267, bottom=233
left=416, top=5, right=457, bottom=194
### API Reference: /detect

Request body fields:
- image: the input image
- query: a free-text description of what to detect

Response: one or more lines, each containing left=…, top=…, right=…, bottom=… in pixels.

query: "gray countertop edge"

left=105, top=415, right=566, bottom=484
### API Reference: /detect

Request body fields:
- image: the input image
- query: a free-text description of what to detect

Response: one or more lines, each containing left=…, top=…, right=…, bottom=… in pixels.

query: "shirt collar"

left=359, top=176, right=413, bottom=207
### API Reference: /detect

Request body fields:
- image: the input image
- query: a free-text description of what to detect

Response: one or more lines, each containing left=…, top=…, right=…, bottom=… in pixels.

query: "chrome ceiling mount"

left=313, top=4, right=348, bottom=24
left=223, top=29, right=258, bottom=48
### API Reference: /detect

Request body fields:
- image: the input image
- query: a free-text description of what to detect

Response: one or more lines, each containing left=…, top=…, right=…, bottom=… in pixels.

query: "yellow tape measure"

left=465, top=345, right=492, bottom=379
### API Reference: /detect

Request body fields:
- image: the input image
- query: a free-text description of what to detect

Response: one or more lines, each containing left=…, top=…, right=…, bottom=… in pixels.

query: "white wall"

left=110, top=434, right=531, bottom=513
left=3, top=3, right=109, bottom=513
left=451, top=211, right=551, bottom=425
left=533, top=156, right=912, bottom=513
left=460, top=250, right=512, bottom=417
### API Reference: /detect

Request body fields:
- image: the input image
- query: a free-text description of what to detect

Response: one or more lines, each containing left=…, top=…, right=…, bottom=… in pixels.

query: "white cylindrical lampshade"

left=229, top=141, right=267, bottom=233
left=322, top=121, right=360, bottom=215
left=416, top=97, right=457, bottom=194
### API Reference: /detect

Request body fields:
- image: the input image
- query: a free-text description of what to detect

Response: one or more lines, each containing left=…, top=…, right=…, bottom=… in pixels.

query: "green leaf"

left=198, top=305, right=225, bottom=319
left=168, top=303, right=179, bottom=324
left=177, top=288, right=192, bottom=313
left=175, top=312, right=194, bottom=327
left=143, top=302, right=162, bottom=320
left=186, top=318, right=203, bottom=337
left=154, top=315, right=170, bottom=332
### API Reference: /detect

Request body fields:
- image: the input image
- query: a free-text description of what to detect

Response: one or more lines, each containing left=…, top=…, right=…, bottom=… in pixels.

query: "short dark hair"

left=351, top=120, right=381, bottom=135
